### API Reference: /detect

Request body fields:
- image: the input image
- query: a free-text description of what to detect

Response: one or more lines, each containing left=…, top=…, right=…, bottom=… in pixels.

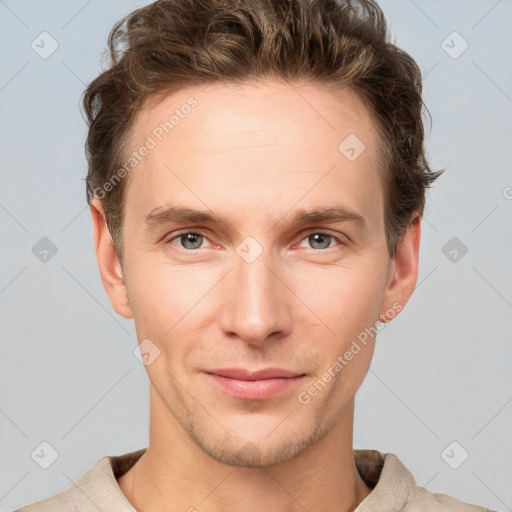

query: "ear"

left=379, top=213, right=421, bottom=323
left=90, top=199, right=133, bottom=319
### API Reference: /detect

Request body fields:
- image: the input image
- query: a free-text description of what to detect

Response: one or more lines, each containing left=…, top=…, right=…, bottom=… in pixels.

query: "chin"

left=187, top=420, right=322, bottom=468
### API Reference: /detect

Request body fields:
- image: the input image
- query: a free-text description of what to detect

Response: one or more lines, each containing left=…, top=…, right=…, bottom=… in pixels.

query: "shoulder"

left=14, top=488, right=72, bottom=512
left=14, top=449, right=145, bottom=512
left=403, top=486, right=495, bottom=512
left=14, top=456, right=110, bottom=512
left=14, top=488, right=74, bottom=512
left=355, top=450, right=495, bottom=512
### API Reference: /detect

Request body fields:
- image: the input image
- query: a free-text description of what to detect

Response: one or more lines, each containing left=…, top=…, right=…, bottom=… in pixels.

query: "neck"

left=118, top=385, right=371, bottom=512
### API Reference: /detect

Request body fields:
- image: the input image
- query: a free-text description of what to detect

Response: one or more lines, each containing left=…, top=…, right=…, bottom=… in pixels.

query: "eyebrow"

left=144, top=204, right=366, bottom=230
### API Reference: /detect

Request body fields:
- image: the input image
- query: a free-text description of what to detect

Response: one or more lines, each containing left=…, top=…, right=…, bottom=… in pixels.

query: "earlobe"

left=90, top=199, right=133, bottom=319
left=379, top=214, right=421, bottom=322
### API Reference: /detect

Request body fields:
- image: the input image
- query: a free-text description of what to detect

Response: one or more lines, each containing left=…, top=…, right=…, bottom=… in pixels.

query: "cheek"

left=291, top=262, right=385, bottom=339
left=126, top=259, right=222, bottom=347
left=290, top=263, right=385, bottom=392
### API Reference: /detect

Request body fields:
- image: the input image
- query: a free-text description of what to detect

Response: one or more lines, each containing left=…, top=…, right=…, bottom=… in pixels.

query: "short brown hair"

left=83, top=0, right=443, bottom=266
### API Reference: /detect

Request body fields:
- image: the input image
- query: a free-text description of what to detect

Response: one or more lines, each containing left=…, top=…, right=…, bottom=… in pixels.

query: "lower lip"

left=205, top=373, right=306, bottom=400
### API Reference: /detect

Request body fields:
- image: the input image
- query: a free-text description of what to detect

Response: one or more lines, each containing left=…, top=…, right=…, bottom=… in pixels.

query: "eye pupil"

left=309, top=233, right=331, bottom=250
left=181, top=233, right=203, bottom=250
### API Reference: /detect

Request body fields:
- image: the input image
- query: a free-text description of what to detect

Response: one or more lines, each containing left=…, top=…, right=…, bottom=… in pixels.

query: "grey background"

left=1, top=0, right=511, bottom=510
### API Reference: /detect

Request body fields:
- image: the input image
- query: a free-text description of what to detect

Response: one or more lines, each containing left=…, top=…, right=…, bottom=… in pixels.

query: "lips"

left=206, top=367, right=303, bottom=380
left=204, top=367, right=306, bottom=400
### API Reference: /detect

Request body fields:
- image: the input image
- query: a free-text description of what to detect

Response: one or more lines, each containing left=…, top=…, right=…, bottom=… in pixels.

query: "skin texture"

left=90, top=79, right=421, bottom=512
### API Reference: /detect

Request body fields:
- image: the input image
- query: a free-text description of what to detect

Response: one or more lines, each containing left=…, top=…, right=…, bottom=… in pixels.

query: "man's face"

left=98, top=80, right=412, bottom=467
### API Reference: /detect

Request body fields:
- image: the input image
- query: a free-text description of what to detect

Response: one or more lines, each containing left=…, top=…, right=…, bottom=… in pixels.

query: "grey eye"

left=308, top=233, right=332, bottom=250
left=180, top=233, right=204, bottom=250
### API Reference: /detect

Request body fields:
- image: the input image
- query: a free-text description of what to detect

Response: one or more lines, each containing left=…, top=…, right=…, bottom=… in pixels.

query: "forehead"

left=123, top=79, right=384, bottom=229
left=131, top=79, right=379, bottom=156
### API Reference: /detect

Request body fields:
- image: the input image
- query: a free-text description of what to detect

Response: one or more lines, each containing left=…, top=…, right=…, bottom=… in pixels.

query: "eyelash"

left=164, top=229, right=346, bottom=253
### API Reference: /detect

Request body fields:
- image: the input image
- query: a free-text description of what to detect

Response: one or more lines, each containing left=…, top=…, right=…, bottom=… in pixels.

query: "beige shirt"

left=16, top=448, right=493, bottom=511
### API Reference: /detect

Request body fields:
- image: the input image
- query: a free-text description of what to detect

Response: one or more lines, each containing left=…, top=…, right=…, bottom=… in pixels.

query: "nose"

left=217, top=245, right=293, bottom=346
